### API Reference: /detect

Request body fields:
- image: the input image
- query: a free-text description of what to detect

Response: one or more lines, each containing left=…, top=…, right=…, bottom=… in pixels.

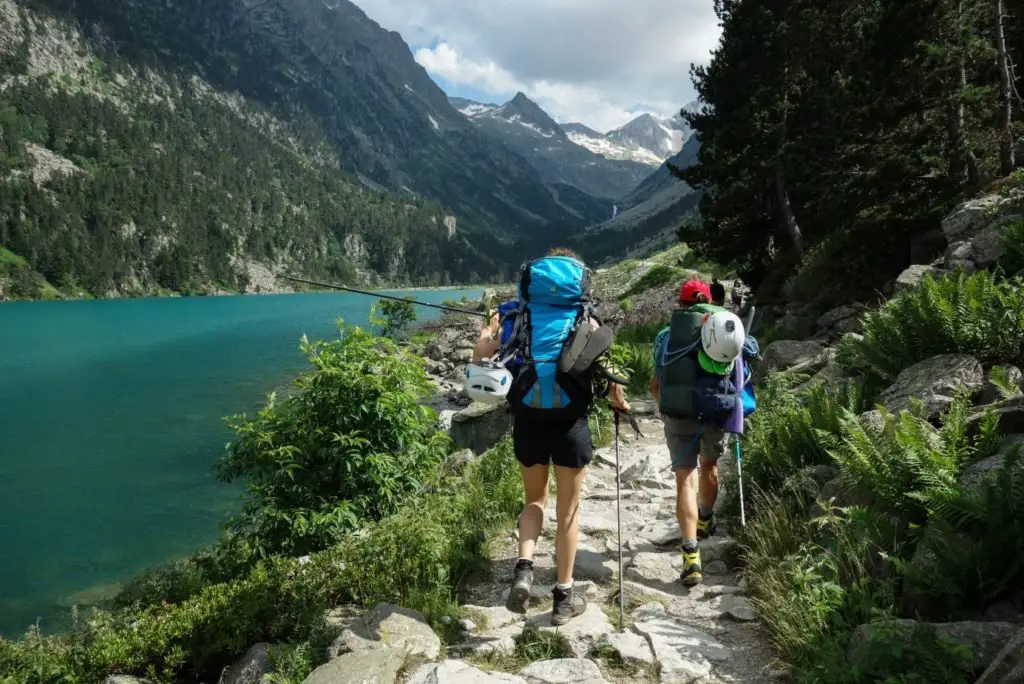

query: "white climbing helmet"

left=464, top=361, right=513, bottom=404
left=701, top=310, right=745, bottom=364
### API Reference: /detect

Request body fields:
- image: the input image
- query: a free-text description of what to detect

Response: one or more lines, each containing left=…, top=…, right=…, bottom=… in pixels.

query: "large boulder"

left=407, top=660, right=527, bottom=683
left=975, top=627, right=1024, bottom=683
left=327, top=603, right=441, bottom=663
left=303, top=647, right=408, bottom=684
left=969, top=396, right=1024, bottom=434
left=879, top=355, right=984, bottom=419
left=517, top=658, right=609, bottom=683
left=450, top=403, right=511, bottom=454
left=981, top=366, right=1024, bottom=405
left=896, top=264, right=949, bottom=293
left=219, top=643, right=274, bottom=684
left=941, top=195, right=1002, bottom=241
left=756, top=340, right=828, bottom=381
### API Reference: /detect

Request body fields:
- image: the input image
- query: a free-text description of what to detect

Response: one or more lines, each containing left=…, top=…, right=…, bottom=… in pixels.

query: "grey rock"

left=944, top=240, right=977, bottom=272
left=975, top=627, right=1024, bottom=684
left=626, top=552, right=681, bottom=591
left=879, top=354, right=984, bottom=419
left=942, top=195, right=1001, bottom=240
left=699, top=536, right=738, bottom=565
left=637, top=520, right=682, bottom=546
left=526, top=604, right=614, bottom=658
left=105, top=678, right=152, bottom=684
left=969, top=396, right=1024, bottom=434
left=444, top=448, right=477, bottom=476
left=705, top=560, right=729, bottom=574
left=327, top=603, right=441, bottom=662
left=303, top=646, right=407, bottom=684
left=219, top=643, right=274, bottom=684
left=517, top=658, right=608, bottom=683
left=407, top=660, right=527, bottom=683
left=972, top=218, right=1014, bottom=266
left=572, top=547, right=618, bottom=583
left=816, top=305, right=864, bottom=331
left=960, top=435, right=1024, bottom=488
left=715, top=595, right=757, bottom=622
left=633, top=602, right=730, bottom=681
left=450, top=402, right=511, bottom=455
left=897, top=264, right=949, bottom=292
left=758, top=340, right=827, bottom=379
left=596, top=630, right=656, bottom=665
left=630, top=399, right=659, bottom=417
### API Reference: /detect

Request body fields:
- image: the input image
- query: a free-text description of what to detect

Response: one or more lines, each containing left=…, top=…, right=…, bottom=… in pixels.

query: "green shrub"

left=901, top=445, right=1024, bottom=618
left=216, top=323, right=450, bottom=561
left=372, top=299, right=418, bottom=340
left=744, top=374, right=870, bottom=494
left=609, top=342, right=656, bottom=397
left=615, top=320, right=667, bottom=346
left=848, top=270, right=1024, bottom=381
left=621, top=264, right=684, bottom=298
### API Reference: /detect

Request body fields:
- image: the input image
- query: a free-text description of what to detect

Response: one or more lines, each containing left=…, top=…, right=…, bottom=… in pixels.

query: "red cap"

left=679, top=280, right=712, bottom=304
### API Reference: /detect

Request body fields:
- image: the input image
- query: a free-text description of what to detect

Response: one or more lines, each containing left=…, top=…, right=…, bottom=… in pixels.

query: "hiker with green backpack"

left=651, top=280, right=759, bottom=586
left=466, top=247, right=630, bottom=626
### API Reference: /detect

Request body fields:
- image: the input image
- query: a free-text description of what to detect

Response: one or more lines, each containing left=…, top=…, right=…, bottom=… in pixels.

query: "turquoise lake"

left=0, top=288, right=479, bottom=637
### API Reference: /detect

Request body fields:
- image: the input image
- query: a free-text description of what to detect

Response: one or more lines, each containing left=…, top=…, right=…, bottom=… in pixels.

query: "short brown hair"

left=546, top=247, right=581, bottom=259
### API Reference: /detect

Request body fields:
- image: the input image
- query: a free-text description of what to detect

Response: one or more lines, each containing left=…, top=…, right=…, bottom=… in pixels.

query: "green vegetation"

left=0, top=323, right=523, bottom=683
left=372, top=299, right=419, bottom=340
left=0, top=8, right=496, bottom=300
left=0, top=245, right=60, bottom=299
left=676, top=0, right=1024, bottom=301
left=736, top=269, right=1024, bottom=683
left=620, top=264, right=684, bottom=299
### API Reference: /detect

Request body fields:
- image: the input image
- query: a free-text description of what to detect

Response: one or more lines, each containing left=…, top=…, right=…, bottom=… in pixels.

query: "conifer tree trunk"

left=773, top=159, right=804, bottom=258
left=997, top=0, right=1016, bottom=174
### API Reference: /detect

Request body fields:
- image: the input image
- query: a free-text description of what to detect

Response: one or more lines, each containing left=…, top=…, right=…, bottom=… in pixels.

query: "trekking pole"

left=613, top=410, right=625, bottom=632
left=281, top=275, right=488, bottom=318
left=735, top=436, right=746, bottom=527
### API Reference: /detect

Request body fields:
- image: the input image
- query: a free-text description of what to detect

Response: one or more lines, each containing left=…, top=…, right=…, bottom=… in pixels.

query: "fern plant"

left=828, top=393, right=982, bottom=525
left=903, top=445, right=1024, bottom=618
left=849, top=270, right=1024, bottom=381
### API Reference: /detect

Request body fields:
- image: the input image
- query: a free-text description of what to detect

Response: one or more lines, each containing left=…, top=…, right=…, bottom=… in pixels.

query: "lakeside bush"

left=738, top=269, right=1024, bottom=682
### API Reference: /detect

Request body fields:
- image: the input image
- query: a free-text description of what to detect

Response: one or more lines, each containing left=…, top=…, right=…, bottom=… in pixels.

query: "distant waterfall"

left=611, top=204, right=618, bottom=219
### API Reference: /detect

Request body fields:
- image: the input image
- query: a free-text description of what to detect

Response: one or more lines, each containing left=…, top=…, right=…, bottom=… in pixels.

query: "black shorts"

left=512, top=416, right=593, bottom=469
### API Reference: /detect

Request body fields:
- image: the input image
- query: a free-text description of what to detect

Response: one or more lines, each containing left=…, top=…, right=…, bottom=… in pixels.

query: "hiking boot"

left=551, top=585, right=587, bottom=626
left=506, top=559, right=534, bottom=614
left=680, top=547, right=703, bottom=586
left=696, top=512, right=717, bottom=541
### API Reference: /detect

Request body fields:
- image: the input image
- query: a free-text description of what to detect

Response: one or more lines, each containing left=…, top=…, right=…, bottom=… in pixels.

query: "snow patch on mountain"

left=565, top=130, right=664, bottom=166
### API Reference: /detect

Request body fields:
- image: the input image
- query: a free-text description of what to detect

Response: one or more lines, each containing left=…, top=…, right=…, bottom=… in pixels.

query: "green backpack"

left=654, top=303, right=734, bottom=421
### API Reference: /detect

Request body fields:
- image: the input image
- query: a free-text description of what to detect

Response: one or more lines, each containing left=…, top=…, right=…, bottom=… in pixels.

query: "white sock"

left=555, top=581, right=573, bottom=591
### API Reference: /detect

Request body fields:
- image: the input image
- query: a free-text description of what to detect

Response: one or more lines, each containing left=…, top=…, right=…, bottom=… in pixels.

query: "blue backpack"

left=500, top=256, right=596, bottom=424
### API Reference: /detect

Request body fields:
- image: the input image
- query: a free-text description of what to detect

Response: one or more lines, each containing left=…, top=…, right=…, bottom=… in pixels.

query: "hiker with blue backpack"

left=652, top=280, right=759, bottom=586
left=465, top=247, right=630, bottom=626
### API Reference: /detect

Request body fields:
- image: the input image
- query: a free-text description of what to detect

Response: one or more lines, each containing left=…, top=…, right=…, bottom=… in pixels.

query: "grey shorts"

left=664, top=417, right=729, bottom=470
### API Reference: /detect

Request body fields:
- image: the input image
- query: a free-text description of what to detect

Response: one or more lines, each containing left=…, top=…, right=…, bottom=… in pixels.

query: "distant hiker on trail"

left=730, top=279, right=745, bottom=312
left=650, top=279, right=759, bottom=586
left=710, top=278, right=726, bottom=307
left=466, top=247, right=630, bottom=626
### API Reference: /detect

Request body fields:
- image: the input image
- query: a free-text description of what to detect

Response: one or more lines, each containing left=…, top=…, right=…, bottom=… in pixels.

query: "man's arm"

left=651, top=377, right=661, bottom=405
left=472, top=312, right=500, bottom=362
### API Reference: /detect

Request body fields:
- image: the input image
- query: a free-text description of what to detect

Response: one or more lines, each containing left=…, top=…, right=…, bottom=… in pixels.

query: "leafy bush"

left=372, top=299, right=418, bottom=340
left=999, top=219, right=1024, bottom=275
left=615, top=320, right=667, bottom=346
left=848, top=270, right=1024, bottom=381
left=217, top=323, right=450, bottom=560
left=609, top=342, right=656, bottom=397
left=0, top=440, right=522, bottom=684
left=621, top=264, right=684, bottom=298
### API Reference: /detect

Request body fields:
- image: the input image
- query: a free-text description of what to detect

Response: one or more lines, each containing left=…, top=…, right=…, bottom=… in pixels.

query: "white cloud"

left=350, top=0, right=721, bottom=133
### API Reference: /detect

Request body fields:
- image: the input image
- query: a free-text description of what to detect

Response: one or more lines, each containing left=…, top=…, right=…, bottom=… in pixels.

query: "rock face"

left=220, top=643, right=275, bottom=684
left=975, top=627, right=1024, bottom=683
left=328, top=603, right=442, bottom=662
left=304, top=647, right=408, bottom=684
left=757, top=340, right=828, bottom=380
left=450, top=403, right=512, bottom=454
left=879, top=354, right=984, bottom=418
left=895, top=264, right=948, bottom=292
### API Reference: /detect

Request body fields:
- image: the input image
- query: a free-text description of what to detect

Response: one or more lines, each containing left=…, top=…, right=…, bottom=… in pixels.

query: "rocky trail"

left=294, top=408, right=781, bottom=684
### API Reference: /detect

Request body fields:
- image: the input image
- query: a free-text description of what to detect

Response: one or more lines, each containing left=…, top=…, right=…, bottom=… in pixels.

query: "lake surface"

left=0, top=288, right=479, bottom=637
